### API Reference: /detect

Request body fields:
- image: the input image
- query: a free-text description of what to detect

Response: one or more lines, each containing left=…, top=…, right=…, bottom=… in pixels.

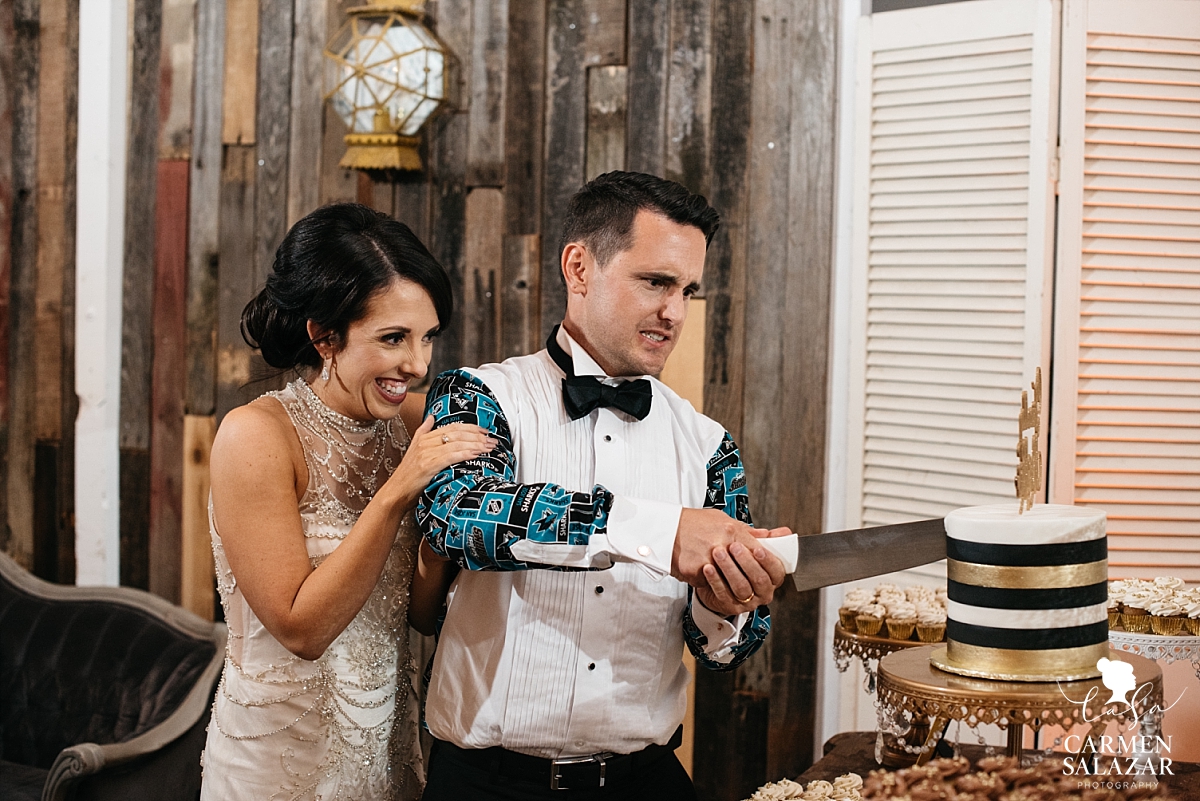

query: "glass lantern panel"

left=397, top=50, right=433, bottom=97
left=386, top=87, right=424, bottom=131
left=383, top=19, right=423, bottom=57
left=425, top=50, right=445, bottom=100
left=401, top=96, right=439, bottom=136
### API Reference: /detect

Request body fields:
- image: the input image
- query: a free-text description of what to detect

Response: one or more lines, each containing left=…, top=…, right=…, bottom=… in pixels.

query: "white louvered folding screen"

left=845, top=0, right=1060, bottom=533
left=1051, top=0, right=1200, bottom=582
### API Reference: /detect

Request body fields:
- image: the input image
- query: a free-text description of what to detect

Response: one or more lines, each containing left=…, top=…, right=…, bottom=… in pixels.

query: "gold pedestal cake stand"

left=875, top=646, right=1163, bottom=768
left=832, top=623, right=928, bottom=693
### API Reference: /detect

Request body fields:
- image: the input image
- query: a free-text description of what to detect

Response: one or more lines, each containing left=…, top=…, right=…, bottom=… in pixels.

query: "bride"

left=200, top=203, right=494, bottom=800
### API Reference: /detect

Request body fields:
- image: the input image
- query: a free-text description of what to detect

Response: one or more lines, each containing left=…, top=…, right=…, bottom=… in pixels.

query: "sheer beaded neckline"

left=272, top=377, right=408, bottom=526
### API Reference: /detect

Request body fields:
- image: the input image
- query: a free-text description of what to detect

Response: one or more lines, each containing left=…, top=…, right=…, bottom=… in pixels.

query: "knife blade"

left=790, top=518, right=946, bottom=592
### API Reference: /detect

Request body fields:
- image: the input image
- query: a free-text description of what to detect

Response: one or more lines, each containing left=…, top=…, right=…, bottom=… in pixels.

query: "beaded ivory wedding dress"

left=201, top=379, right=423, bottom=800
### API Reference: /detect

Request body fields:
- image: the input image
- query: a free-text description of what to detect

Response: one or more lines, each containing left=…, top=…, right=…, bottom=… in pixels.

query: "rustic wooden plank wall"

left=0, top=0, right=839, bottom=790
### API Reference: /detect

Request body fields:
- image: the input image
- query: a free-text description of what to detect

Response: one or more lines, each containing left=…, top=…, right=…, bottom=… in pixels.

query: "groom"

left=417, top=171, right=790, bottom=799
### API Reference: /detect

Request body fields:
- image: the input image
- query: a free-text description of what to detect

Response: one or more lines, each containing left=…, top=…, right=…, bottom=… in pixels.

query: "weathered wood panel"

left=540, top=1, right=587, bottom=339
left=287, top=0, right=325, bottom=226
left=582, top=0, right=624, bottom=67
left=425, top=111, right=468, bottom=378
left=693, top=2, right=754, bottom=797
left=625, top=0, right=669, bottom=175
left=502, top=0, right=544, bottom=236
left=254, top=0, right=293, bottom=283
left=0, top=7, right=13, bottom=522
left=120, top=0, right=162, bottom=455
left=462, top=188, right=502, bottom=367
left=467, top=0, right=507, bottom=187
left=216, top=144, right=259, bottom=421
left=393, top=173, right=430, bottom=243
left=119, top=0, right=163, bottom=588
left=181, top=413, right=216, bottom=620
left=158, top=0, right=196, bottom=159
left=585, top=65, right=626, bottom=181
left=56, top=0, right=78, bottom=583
left=763, top=0, right=837, bottom=782
left=701, top=0, right=752, bottom=442
left=5, top=0, right=41, bottom=570
left=319, top=103, right=357, bottom=205
left=500, top=233, right=539, bottom=359
left=222, top=0, right=258, bottom=145
left=32, top=0, right=68, bottom=583
left=34, top=0, right=66, bottom=443
left=150, top=159, right=189, bottom=604
left=186, top=0, right=224, bottom=416
left=667, top=0, right=712, bottom=195
left=319, top=0, right=357, bottom=206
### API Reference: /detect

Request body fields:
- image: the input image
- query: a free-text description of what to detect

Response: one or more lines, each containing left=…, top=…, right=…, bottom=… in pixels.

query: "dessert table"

left=874, top=646, right=1164, bottom=767
left=798, top=732, right=1200, bottom=799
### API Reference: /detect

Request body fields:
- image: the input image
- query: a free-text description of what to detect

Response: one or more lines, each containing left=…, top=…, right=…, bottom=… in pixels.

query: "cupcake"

left=1121, top=587, right=1155, bottom=633
left=830, top=774, right=863, bottom=801
left=840, top=588, right=874, bottom=630
left=855, top=603, right=887, bottom=636
left=1148, top=595, right=1186, bottom=636
left=916, top=607, right=947, bottom=642
left=885, top=600, right=918, bottom=640
left=1107, top=593, right=1122, bottom=629
left=1155, top=576, right=1185, bottom=591
left=1185, top=596, right=1200, bottom=636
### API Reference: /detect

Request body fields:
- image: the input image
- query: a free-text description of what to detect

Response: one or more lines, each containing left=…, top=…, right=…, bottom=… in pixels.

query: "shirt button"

left=588, top=663, right=596, bottom=671
left=637, top=545, right=652, bottom=557
left=604, top=435, right=612, bottom=442
left=595, top=585, right=604, bottom=595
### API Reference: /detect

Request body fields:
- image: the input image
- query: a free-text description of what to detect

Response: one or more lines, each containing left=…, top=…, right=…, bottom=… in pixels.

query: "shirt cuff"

left=594, top=496, right=681, bottom=579
left=691, top=597, right=750, bottom=664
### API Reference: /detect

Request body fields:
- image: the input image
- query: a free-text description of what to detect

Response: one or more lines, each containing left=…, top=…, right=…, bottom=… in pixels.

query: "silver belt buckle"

left=550, top=752, right=611, bottom=790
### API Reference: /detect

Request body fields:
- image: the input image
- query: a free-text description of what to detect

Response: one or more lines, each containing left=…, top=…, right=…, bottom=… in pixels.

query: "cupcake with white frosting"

left=839, top=588, right=874, bottom=629
left=1147, top=594, right=1186, bottom=636
left=916, top=606, right=947, bottom=643
left=1184, top=594, right=1200, bottom=636
left=1121, top=585, right=1156, bottom=633
left=855, top=602, right=887, bottom=636
left=885, top=600, right=918, bottom=640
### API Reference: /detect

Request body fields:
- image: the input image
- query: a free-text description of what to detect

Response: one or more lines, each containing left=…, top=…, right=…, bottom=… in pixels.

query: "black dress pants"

left=420, top=740, right=699, bottom=801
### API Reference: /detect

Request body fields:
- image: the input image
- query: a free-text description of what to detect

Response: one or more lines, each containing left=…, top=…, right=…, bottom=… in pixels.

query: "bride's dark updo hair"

left=241, top=203, right=452, bottom=370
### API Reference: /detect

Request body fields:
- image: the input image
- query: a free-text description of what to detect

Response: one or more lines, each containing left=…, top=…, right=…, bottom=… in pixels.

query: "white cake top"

left=945, top=502, right=1106, bottom=546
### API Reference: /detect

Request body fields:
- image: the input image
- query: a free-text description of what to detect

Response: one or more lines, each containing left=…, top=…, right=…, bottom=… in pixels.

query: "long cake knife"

left=789, top=518, right=947, bottom=592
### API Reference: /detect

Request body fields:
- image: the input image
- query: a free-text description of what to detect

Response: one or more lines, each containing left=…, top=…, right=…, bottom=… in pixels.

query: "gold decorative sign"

left=1015, top=367, right=1043, bottom=514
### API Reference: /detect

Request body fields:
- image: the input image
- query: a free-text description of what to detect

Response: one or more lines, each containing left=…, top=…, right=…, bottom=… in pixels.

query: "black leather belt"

left=435, top=726, right=683, bottom=790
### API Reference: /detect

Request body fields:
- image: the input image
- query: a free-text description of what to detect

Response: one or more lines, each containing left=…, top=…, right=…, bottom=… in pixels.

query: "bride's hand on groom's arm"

left=382, top=415, right=496, bottom=512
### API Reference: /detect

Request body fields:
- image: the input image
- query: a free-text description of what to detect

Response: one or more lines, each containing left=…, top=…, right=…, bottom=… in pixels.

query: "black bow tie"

left=546, top=328, right=653, bottom=421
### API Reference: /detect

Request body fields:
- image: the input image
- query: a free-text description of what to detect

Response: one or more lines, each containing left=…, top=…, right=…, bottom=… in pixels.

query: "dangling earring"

left=321, top=357, right=331, bottom=382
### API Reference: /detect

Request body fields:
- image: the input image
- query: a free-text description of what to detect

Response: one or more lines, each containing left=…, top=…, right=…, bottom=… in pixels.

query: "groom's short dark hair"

left=559, top=171, right=720, bottom=268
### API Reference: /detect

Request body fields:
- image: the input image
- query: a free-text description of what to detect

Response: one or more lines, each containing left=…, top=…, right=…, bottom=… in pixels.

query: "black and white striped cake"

left=930, top=503, right=1109, bottom=682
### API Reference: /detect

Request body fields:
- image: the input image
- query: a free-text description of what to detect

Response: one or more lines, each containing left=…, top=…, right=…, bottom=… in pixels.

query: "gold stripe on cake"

left=933, top=641, right=1111, bottom=682
left=947, top=559, right=1107, bottom=589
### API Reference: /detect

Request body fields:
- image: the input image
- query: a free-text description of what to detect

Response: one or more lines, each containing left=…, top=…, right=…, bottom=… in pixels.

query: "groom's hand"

left=671, top=508, right=771, bottom=586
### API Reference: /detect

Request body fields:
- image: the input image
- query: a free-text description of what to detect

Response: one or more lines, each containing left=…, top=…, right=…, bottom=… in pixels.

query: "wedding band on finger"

left=736, top=593, right=755, bottom=604
left=441, top=433, right=449, bottom=444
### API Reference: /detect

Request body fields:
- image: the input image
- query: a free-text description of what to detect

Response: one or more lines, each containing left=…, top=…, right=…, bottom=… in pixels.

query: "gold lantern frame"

left=324, top=0, right=448, bottom=172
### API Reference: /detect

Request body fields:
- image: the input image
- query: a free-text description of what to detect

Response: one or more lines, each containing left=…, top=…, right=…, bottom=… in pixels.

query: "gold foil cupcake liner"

left=916, top=623, right=945, bottom=643
left=838, top=607, right=858, bottom=630
left=1108, top=610, right=1121, bottom=629
left=855, top=615, right=883, bottom=636
left=1122, top=612, right=1151, bottom=633
left=886, top=619, right=916, bottom=640
left=1186, top=618, right=1200, bottom=636
left=1150, top=615, right=1185, bottom=636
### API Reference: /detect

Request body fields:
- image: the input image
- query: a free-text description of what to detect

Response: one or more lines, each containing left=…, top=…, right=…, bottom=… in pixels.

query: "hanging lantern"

left=324, top=1, right=447, bottom=172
